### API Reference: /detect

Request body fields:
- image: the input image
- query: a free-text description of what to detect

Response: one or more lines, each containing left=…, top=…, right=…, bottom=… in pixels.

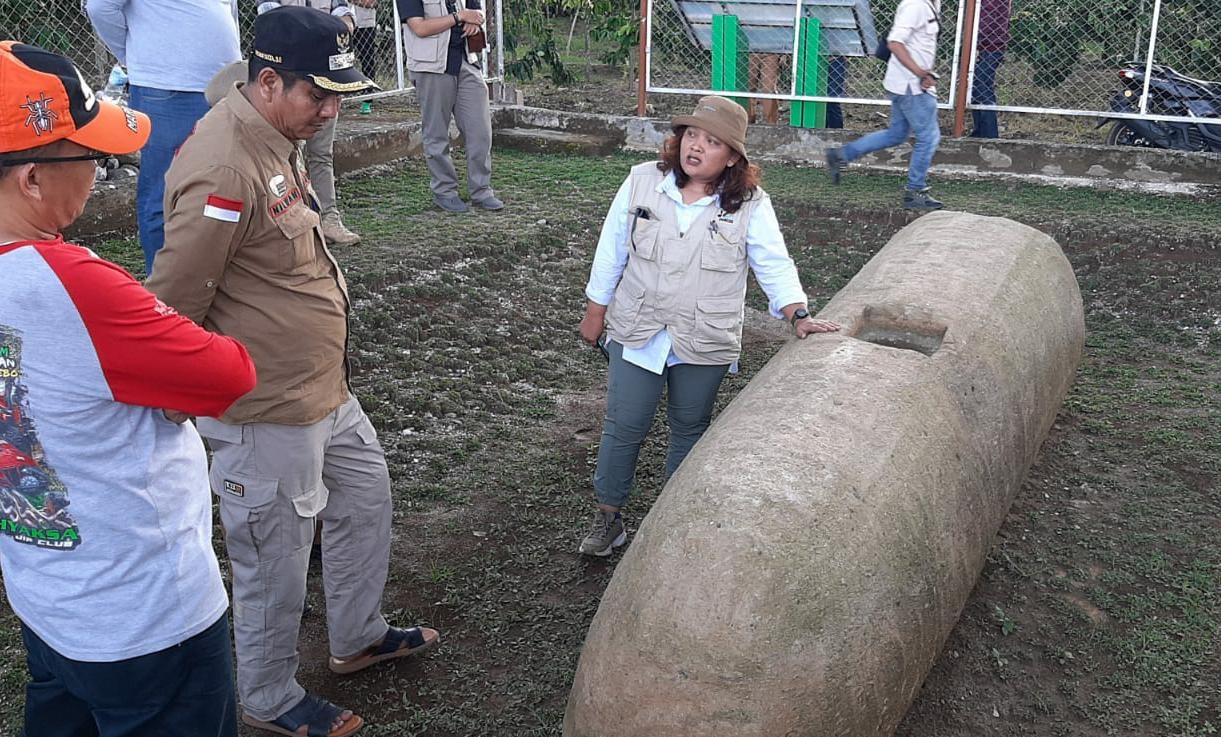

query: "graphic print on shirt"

left=0, top=326, right=79, bottom=550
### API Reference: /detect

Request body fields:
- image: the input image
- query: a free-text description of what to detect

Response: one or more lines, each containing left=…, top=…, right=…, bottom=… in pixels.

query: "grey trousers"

left=304, top=114, right=338, bottom=216
left=198, top=396, right=392, bottom=722
left=412, top=63, right=494, bottom=201
left=593, top=339, right=730, bottom=508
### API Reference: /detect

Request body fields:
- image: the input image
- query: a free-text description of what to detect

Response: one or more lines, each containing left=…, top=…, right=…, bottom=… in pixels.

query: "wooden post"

left=759, top=54, right=781, bottom=124
left=636, top=0, right=648, bottom=116
left=953, top=0, right=980, bottom=137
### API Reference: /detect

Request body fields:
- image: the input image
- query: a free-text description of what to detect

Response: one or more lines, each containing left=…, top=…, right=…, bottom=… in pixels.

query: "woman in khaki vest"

left=576, top=96, right=840, bottom=557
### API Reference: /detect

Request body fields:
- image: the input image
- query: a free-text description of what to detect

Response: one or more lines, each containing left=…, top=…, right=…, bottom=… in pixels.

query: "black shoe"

left=825, top=147, right=844, bottom=185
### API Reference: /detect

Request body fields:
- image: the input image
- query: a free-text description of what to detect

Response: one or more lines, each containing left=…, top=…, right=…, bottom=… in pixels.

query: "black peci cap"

left=252, top=6, right=379, bottom=94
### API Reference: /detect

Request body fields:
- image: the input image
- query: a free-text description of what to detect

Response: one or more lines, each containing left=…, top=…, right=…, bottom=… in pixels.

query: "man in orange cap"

left=0, top=41, right=256, bottom=737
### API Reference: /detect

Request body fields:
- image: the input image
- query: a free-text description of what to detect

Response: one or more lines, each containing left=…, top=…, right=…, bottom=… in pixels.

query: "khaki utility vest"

left=606, top=162, right=765, bottom=365
left=402, top=0, right=452, bottom=74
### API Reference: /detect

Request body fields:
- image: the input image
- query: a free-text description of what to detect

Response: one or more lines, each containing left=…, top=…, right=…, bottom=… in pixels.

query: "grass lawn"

left=0, top=147, right=1217, bottom=736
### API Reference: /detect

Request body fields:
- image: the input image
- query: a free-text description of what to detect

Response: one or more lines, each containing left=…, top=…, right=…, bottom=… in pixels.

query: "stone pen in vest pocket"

left=629, top=206, right=652, bottom=250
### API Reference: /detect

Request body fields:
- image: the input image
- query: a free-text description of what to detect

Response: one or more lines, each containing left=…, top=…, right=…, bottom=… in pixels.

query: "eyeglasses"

left=0, top=152, right=112, bottom=165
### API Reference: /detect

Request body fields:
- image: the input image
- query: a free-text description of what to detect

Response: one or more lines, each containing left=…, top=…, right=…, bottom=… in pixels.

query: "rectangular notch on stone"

left=853, top=306, right=947, bottom=356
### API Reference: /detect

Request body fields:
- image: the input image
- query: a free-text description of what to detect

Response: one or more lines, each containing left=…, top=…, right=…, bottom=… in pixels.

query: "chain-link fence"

left=5, top=0, right=1214, bottom=135
left=0, top=0, right=510, bottom=102
left=969, top=0, right=1221, bottom=121
left=0, top=1, right=111, bottom=86
left=646, top=0, right=1220, bottom=131
left=647, top=0, right=962, bottom=122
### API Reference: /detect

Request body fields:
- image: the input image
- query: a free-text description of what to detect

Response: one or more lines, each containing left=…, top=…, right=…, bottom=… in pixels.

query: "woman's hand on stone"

left=796, top=317, right=840, bottom=339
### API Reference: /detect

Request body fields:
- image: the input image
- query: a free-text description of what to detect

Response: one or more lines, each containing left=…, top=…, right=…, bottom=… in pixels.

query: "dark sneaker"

left=825, top=147, right=844, bottom=185
left=903, top=188, right=944, bottom=211
left=472, top=195, right=504, bottom=211
left=434, top=195, right=469, bottom=213
left=579, top=509, right=626, bottom=557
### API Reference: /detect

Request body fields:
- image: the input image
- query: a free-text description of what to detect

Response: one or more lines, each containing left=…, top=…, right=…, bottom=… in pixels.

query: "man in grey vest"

left=397, top=0, right=503, bottom=212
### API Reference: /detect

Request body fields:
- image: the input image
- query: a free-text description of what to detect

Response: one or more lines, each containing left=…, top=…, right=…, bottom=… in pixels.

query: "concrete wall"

left=564, top=211, right=1085, bottom=737
left=66, top=117, right=435, bottom=242
left=496, top=106, right=1221, bottom=194
left=70, top=102, right=1217, bottom=241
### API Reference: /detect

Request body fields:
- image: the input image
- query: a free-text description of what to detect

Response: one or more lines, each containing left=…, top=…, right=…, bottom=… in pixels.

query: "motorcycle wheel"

left=1106, top=121, right=1154, bottom=147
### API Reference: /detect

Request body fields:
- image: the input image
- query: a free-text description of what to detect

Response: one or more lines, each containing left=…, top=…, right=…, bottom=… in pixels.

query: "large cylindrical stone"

left=564, top=211, right=1085, bottom=737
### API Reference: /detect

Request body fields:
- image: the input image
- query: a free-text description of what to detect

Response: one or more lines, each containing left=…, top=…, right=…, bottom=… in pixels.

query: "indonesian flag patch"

left=203, top=194, right=243, bottom=223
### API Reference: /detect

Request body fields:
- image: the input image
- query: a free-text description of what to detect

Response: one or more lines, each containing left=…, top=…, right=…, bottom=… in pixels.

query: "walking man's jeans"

left=128, top=86, right=211, bottom=274
left=20, top=615, right=237, bottom=737
left=971, top=50, right=1004, bottom=139
left=840, top=91, right=941, bottom=191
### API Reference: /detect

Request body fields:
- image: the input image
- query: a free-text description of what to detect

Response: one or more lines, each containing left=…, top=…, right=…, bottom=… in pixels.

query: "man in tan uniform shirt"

left=147, top=8, right=438, bottom=737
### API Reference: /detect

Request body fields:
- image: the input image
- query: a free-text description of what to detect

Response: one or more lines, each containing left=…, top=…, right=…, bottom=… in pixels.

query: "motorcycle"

left=1098, top=62, right=1221, bottom=152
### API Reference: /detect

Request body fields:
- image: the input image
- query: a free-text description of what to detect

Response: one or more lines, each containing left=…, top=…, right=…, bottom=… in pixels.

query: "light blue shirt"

left=87, top=0, right=241, bottom=92
left=585, top=171, right=808, bottom=374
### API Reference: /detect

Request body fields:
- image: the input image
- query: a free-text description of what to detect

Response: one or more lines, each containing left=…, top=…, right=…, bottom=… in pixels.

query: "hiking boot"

left=579, top=509, right=626, bottom=557
left=903, top=188, right=944, bottom=211
left=434, top=194, right=469, bottom=213
left=321, top=211, right=361, bottom=246
left=472, top=195, right=505, bottom=211
left=825, top=147, right=844, bottom=185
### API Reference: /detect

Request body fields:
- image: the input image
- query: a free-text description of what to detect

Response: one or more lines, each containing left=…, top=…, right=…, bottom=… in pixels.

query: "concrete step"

left=493, top=127, right=621, bottom=156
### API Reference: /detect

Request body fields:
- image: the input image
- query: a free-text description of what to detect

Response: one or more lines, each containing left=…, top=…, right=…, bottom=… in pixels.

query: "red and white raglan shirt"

left=0, top=238, right=256, bottom=661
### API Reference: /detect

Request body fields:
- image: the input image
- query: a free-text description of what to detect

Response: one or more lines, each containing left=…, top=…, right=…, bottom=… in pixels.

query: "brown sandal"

left=328, top=625, right=440, bottom=675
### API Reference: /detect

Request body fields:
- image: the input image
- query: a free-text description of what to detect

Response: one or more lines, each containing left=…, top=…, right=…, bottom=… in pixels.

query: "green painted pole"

left=711, top=15, right=750, bottom=111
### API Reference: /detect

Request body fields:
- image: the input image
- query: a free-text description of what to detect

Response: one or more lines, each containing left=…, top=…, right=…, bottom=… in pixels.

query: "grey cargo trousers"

left=412, top=62, right=495, bottom=201
left=198, top=396, right=392, bottom=722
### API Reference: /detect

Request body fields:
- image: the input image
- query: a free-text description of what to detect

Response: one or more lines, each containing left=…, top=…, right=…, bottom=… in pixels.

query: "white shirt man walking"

left=825, top=0, right=944, bottom=210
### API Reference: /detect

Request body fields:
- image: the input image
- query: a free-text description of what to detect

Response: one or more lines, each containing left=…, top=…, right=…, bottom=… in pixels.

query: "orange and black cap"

left=0, top=40, right=149, bottom=156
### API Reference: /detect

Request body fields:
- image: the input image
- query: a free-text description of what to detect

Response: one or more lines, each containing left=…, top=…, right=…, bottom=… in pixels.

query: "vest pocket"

left=607, top=282, right=647, bottom=336
left=693, top=297, right=743, bottom=352
left=700, top=232, right=745, bottom=273
left=630, top=218, right=660, bottom=261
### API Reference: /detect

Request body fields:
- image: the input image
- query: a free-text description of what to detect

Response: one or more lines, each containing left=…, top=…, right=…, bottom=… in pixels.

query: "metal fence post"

left=393, top=1, right=405, bottom=93
left=1139, top=0, right=1163, bottom=116
left=637, top=0, right=649, bottom=115
left=496, top=0, right=504, bottom=87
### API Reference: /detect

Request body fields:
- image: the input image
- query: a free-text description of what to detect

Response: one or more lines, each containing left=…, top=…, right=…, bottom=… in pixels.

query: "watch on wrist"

left=452, top=12, right=460, bottom=26
left=790, top=307, right=810, bottom=326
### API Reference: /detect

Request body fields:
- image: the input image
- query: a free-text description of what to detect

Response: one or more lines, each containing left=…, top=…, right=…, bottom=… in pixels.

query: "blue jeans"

left=594, top=339, right=730, bottom=508
left=128, top=86, right=211, bottom=274
left=971, top=50, right=1004, bottom=139
left=841, top=91, right=941, bottom=191
left=20, top=614, right=237, bottom=737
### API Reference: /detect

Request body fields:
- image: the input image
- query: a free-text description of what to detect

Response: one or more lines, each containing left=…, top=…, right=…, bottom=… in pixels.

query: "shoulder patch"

left=203, top=195, right=243, bottom=223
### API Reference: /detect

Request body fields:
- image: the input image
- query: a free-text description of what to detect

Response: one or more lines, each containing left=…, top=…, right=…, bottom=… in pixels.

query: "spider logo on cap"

left=20, top=93, right=58, bottom=136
